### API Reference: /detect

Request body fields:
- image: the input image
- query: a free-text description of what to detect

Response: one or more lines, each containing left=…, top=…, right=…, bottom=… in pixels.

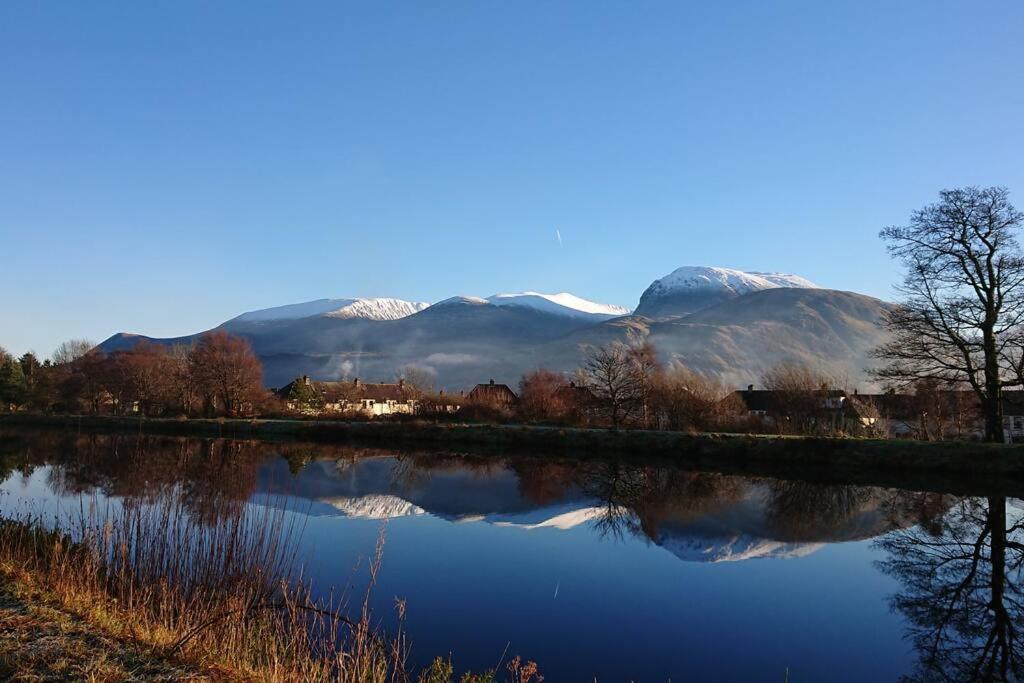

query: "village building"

left=276, top=376, right=421, bottom=417
left=726, top=385, right=871, bottom=434
left=466, top=379, right=518, bottom=408
left=551, top=381, right=597, bottom=422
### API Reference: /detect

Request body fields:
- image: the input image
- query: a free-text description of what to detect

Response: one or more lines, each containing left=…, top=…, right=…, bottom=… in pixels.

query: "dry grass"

left=0, top=493, right=541, bottom=682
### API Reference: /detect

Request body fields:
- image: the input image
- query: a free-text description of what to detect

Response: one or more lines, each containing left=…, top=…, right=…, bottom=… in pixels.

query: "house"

left=550, top=381, right=598, bottom=422
left=1001, top=391, right=1024, bottom=442
left=726, top=385, right=869, bottom=434
left=467, top=379, right=518, bottom=408
left=276, top=376, right=420, bottom=417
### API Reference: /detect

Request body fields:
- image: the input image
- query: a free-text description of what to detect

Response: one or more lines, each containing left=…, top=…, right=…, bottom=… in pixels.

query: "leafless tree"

left=873, top=187, right=1024, bottom=442
left=51, top=338, right=94, bottom=366
left=626, top=334, right=660, bottom=428
left=650, top=362, right=733, bottom=432
left=579, top=342, right=643, bottom=429
left=188, top=332, right=264, bottom=417
left=517, top=368, right=568, bottom=422
left=394, top=365, right=435, bottom=398
left=761, top=362, right=843, bottom=435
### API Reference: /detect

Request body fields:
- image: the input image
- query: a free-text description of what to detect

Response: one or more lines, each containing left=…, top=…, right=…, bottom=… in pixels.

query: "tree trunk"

left=984, top=320, right=1005, bottom=442
left=985, top=386, right=1005, bottom=443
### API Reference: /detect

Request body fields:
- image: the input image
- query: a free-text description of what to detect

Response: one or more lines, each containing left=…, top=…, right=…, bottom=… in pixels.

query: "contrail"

left=553, top=580, right=560, bottom=599
left=555, top=229, right=562, bottom=247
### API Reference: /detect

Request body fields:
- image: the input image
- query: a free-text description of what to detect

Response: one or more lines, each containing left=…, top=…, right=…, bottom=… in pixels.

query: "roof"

left=277, top=376, right=416, bottom=403
left=467, top=379, right=518, bottom=402
left=729, top=390, right=778, bottom=412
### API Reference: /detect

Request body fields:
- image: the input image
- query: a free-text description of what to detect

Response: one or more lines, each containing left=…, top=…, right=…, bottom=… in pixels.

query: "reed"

left=0, top=489, right=541, bottom=682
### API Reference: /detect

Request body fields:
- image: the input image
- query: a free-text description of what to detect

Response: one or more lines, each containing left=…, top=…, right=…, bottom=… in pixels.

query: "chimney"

left=747, top=384, right=754, bottom=392
left=398, top=379, right=405, bottom=388
left=489, top=379, right=495, bottom=385
left=353, top=377, right=361, bottom=387
left=302, top=375, right=311, bottom=386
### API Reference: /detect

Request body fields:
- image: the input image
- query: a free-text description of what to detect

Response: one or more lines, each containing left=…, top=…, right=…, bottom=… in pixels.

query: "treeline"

left=507, top=340, right=740, bottom=432
left=466, top=340, right=894, bottom=437
left=0, top=332, right=265, bottom=417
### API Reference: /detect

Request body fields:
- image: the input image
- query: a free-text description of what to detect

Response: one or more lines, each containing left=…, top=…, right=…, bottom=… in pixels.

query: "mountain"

left=98, top=267, right=891, bottom=389
left=229, top=297, right=429, bottom=324
left=634, top=266, right=819, bottom=319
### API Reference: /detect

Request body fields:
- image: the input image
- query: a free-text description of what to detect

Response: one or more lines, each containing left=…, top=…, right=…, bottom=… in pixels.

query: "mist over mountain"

left=99, top=267, right=891, bottom=389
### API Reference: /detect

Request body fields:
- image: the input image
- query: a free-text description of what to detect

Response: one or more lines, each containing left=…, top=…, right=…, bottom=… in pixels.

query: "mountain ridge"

left=98, top=267, right=890, bottom=389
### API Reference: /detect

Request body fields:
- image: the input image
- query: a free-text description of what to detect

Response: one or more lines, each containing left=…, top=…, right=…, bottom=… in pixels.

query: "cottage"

left=726, top=385, right=868, bottom=434
left=276, top=376, right=420, bottom=417
left=467, top=379, right=518, bottom=408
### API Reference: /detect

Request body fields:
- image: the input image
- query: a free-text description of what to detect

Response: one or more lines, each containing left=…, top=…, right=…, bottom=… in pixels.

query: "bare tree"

left=626, top=335, right=660, bottom=428
left=395, top=365, right=435, bottom=398
left=874, top=187, right=1024, bottom=442
left=51, top=339, right=94, bottom=366
left=650, top=362, right=733, bottom=432
left=517, top=368, right=567, bottom=422
left=579, top=343, right=642, bottom=429
left=762, top=362, right=843, bottom=435
left=188, top=332, right=264, bottom=416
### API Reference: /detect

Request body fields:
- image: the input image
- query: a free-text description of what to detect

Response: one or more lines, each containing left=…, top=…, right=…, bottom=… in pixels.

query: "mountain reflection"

left=0, top=431, right=950, bottom=562
left=876, top=497, right=1024, bottom=682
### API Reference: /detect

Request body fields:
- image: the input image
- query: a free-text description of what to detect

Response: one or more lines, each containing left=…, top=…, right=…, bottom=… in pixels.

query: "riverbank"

left=4, top=412, right=1024, bottom=479
left=0, top=573, right=207, bottom=682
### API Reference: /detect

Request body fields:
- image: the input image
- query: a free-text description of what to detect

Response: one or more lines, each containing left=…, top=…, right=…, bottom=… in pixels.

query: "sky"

left=2, top=1, right=1023, bottom=357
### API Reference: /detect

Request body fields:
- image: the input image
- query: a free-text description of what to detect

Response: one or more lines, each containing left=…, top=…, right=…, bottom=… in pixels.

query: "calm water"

left=0, top=431, right=1021, bottom=682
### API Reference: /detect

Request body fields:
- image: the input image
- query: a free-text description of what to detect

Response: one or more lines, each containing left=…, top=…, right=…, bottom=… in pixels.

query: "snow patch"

left=320, top=494, right=427, bottom=520
left=649, top=266, right=818, bottom=296
left=486, top=292, right=629, bottom=319
left=233, top=298, right=428, bottom=323
left=324, top=298, right=430, bottom=321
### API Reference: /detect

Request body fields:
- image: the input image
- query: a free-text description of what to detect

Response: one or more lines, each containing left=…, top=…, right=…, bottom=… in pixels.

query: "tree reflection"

left=877, top=497, right=1024, bottom=682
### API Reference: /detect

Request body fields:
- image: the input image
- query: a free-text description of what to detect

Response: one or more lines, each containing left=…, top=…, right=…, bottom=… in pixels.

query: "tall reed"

left=0, top=487, right=542, bottom=682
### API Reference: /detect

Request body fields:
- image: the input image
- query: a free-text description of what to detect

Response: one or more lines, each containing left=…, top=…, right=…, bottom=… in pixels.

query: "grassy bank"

left=0, top=498, right=539, bottom=683
left=5, top=412, right=1024, bottom=479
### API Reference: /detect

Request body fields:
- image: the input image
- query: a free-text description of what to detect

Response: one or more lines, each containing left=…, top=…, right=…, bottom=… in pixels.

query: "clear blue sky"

left=2, top=1, right=1023, bottom=357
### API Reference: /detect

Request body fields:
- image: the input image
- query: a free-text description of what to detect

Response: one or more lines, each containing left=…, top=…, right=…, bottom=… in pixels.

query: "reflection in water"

left=2, top=430, right=1020, bottom=680
left=876, top=497, right=1024, bottom=682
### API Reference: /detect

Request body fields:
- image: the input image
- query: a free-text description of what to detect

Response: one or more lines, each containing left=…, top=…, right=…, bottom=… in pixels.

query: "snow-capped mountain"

left=486, top=292, right=629, bottom=320
left=635, top=266, right=819, bottom=319
left=653, top=266, right=818, bottom=294
left=231, top=297, right=430, bottom=323
left=99, top=264, right=891, bottom=389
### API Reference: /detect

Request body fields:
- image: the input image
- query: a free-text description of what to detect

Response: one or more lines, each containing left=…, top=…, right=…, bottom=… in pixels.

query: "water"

left=0, top=430, right=1020, bottom=682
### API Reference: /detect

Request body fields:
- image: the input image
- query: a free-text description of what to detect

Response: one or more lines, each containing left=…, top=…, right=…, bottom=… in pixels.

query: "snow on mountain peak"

left=651, top=266, right=818, bottom=296
left=433, top=295, right=490, bottom=307
left=323, top=298, right=430, bottom=320
left=486, top=292, right=629, bottom=319
left=233, top=297, right=428, bottom=323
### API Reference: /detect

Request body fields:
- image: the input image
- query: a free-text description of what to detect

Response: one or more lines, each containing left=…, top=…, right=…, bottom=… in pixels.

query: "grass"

left=0, top=493, right=542, bottom=682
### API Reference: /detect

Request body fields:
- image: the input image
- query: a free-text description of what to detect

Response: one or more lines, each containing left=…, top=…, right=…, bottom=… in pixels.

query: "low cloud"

left=423, top=353, right=481, bottom=366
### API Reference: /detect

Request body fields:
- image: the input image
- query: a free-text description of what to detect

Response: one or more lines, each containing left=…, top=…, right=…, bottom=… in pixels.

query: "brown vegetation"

left=3, top=332, right=267, bottom=418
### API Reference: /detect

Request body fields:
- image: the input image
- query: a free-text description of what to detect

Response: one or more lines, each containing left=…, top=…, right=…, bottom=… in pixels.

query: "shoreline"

left=5, top=413, right=1024, bottom=484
